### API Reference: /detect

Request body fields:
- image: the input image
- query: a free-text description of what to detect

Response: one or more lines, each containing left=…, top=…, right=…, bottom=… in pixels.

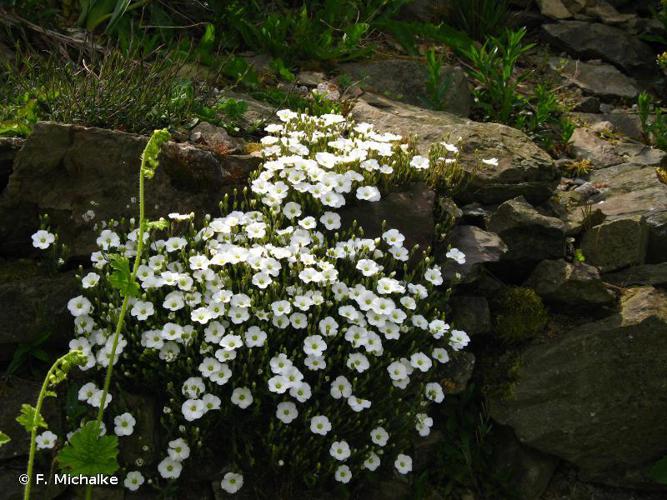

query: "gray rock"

left=351, top=94, right=559, bottom=205
left=0, top=261, right=76, bottom=351
left=492, top=426, right=560, bottom=500
left=444, top=225, right=508, bottom=282
left=542, top=21, right=656, bottom=75
left=569, top=111, right=644, bottom=141
left=0, top=122, right=260, bottom=258
left=190, top=121, right=243, bottom=154
left=581, top=216, right=648, bottom=272
left=525, top=259, right=615, bottom=307
left=490, top=286, right=667, bottom=485
left=339, top=182, right=435, bottom=251
left=487, top=197, right=566, bottom=262
left=340, top=59, right=472, bottom=117
left=0, top=137, right=23, bottom=191
left=450, top=295, right=492, bottom=335
left=605, top=262, right=667, bottom=287
left=584, top=0, right=636, bottom=25
left=646, top=210, right=667, bottom=263
left=537, top=0, right=573, bottom=19
left=570, top=127, right=623, bottom=167
left=441, top=351, right=476, bottom=395
left=550, top=58, right=639, bottom=99
left=614, top=142, right=667, bottom=167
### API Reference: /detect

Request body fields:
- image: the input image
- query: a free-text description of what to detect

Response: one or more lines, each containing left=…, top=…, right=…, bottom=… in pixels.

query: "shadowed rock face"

left=0, top=122, right=260, bottom=258
left=489, top=287, right=667, bottom=487
left=351, top=94, right=559, bottom=205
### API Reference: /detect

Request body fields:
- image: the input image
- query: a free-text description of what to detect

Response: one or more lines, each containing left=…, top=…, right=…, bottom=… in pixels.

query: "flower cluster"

left=54, top=110, right=469, bottom=494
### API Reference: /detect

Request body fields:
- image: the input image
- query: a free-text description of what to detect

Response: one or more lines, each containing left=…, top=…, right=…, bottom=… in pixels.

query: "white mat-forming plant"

left=19, top=110, right=476, bottom=496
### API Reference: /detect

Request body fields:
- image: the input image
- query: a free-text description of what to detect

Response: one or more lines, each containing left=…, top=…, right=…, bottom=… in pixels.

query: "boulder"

left=450, top=295, right=492, bottom=335
left=581, top=216, right=648, bottom=272
left=190, top=121, right=244, bottom=154
left=570, top=128, right=623, bottom=167
left=0, top=260, right=76, bottom=354
left=0, top=122, right=260, bottom=258
left=444, top=225, right=508, bottom=282
left=351, top=94, right=559, bottom=205
left=605, top=262, right=667, bottom=287
left=550, top=58, right=639, bottom=99
left=537, top=0, right=573, bottom=19
left=569, top=111, right=644, bottom=141
left=487, top=197, right=566, bottom=262
left=339, top=182, right=435, bottom=251
left=339, top=59, right=472, bottom=116
left=646, top=210, right=667, bottom=263
left=0, top=137, right=23, bottom=191
left=524, top=259, right=615, bottom=307
left=490, top=287, right=667, bottom=486
left=542, top=21, right=656, bottom=76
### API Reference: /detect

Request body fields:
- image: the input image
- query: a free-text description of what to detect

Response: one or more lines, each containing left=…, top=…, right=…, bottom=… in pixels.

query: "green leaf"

left=57, top=422, right=119, bottom=476
left=16, top=404, right=48, bottom=433
left=649, top=456, right=667, bottom=485
left=108, top=254, right=140, bottom=297
left=140, top=129, right=171, bottom=179
left=0, top=431, right=10, bottom=448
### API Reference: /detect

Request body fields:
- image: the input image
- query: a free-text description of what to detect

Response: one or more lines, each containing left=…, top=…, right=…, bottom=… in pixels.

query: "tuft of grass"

left=450, top=0, right=509, bottom=41
left=493, top=287, right=549, bottom=345
left=638, top=91, right=667, bottom=151
left=1, top=49, right=206, bottom=135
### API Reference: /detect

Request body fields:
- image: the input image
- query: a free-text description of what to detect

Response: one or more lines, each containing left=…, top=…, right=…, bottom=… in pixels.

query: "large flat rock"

left=0, top=122, right=259, bottom=258
left=490, top=287, right=667, bottom=487
left=351, top=94, right=559, bottom=205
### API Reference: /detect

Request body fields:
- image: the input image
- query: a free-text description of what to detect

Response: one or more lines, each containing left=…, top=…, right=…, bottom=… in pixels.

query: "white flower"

left=335, top=464, right=352, bottom=484
left=268, top=375, right=289, bottom=394
left=363, top=452, right=381, bottom=471
left=425, top=382, right=445, bottom=403
left=96, top=229, right=120, bottom=249
left=329, top=440, right=351, bottom=461
left=181, top=399, right=206, bottom=421
left=446, top=247, right=466, bottom=264
left=244, top=326, right=267, bottom=347
left=32, top=230, right=56, bottom=249
left=310, top=415, right=332, bottom=436
left=330, top=375, right=352, bottom=399
left=221, top=472, right=244, bottom=494
left=168, top=438, right=191, bottom=461
left=356, top=186, right=381, bottom=202
left=416, top=413, right=434, bottom=437
left=348, top=395, right=371, bottom=412
left=130, top=300, right=154, bottom=321
left=371, top=426, right=389, bottom=447
left=81, top=272, right=100, bottom=288
left=387, top=361, right=408, bottom=381
left=124, top=471, right=145, bottom=491
left=78, top=382, right=99, bottom=403
left=432, top=347, right=450, bottom=364
left=303, top=335, right=327, bottom=357
left=424, top=266, right=443, bottom=286
left=231, top=387, right=254, bottom=409
left=356, top=259, right=381, bottom=277
left=203, top=393, right=221, bottom=411
left=276, top=401, right=298, bottom=424
left=409, top=352, right=433, bottom=372
left=320, top=212, right=341, bottom=230
left=449, top=329, right=470, bottom=351
left=482, top=157, right=499, bottom=166
left=395, top=454, right=413, bottom=474
left=158, top=457, right=183, bottom=479
left=35, top=430, right=57, bottom=449
left=67, top=296, right=92, bottom=317
left=382, top=229, right=405, bottom=247
left=347, top=352, right=370, bottom=373
left=113, top=412, right=136, bottom=436
left=410, top=155, right=430, bottom=170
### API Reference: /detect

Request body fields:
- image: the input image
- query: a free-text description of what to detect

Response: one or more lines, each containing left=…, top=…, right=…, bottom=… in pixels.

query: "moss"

left=493, top=287, right=549, bottom=345
left=481, top=351, right=523, bottom=401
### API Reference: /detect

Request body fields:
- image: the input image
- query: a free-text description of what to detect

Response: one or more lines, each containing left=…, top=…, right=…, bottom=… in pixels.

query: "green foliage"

left=2, top=50, right=205, bottom=135
left=6, top=331, right=52, bottom=377
left=450, top=0, right=509, bottom=41
left=0, top=431, right=10, bottom=448
left=649, top=455, right=667, bottom=485
left=463, top=28, right=534, bottom=124
left=493, top=287, right=549, bottom=344
left=108, top=255, right=140, bottom=298
left=423, top=49, right=452, bottom=111
left=427, top=385, right=517, bottom=498
left=16, top=404, right=48, bottom=433
left=57, top=422, right=119, bottom=475
left=638, top=91, right=667, bottom=151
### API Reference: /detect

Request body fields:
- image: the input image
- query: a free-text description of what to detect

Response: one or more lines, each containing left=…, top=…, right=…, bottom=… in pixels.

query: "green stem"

left=84, top=154, right=148, bottom=500
left=24, top=353, right=73, bottom=500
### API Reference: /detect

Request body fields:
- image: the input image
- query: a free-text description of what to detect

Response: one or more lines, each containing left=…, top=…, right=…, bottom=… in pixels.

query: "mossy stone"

left=493, top=287, right=549, bottom=344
